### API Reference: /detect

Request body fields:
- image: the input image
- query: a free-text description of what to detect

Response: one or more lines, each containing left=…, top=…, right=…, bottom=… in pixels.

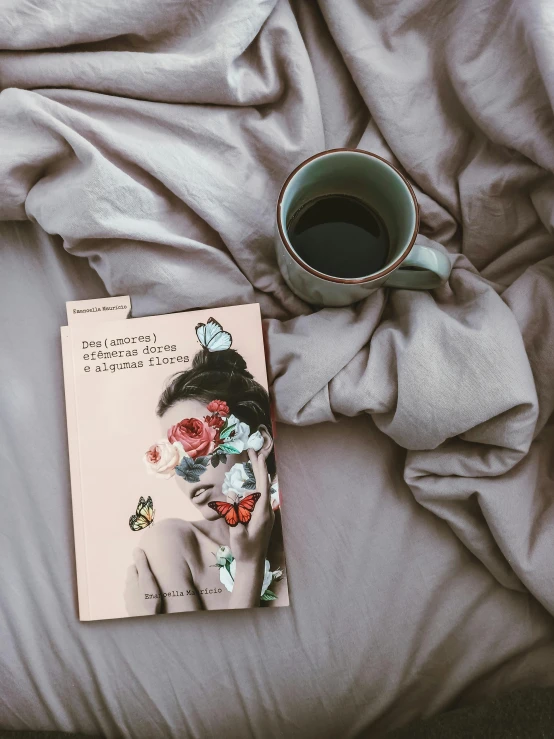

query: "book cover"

left=61, top=300, right=288, bottom=620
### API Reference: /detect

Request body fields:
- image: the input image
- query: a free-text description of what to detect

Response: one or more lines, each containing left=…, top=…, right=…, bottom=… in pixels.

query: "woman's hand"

left=124, top=548, right=162, bottom=616
left=228, top=448, right=275, bottom=609
left=229, top=449, right=274, bottom=566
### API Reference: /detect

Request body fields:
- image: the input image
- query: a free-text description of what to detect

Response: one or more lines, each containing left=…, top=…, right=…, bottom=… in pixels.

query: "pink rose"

left=207, top=400, right=229, bottom=416
left=167, top=417, right=216, bottom=459
left=204, top=414, right=225, bottom=430
left=143, top=440, right=180, bottom=479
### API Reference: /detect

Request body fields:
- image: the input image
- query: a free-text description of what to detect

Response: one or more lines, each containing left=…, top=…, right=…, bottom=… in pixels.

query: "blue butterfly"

left=195, top=318, right=232, bottom=352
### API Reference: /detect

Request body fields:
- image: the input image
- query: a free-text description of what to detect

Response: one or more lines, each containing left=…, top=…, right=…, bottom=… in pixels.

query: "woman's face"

left=160, top=398, right=272, bottom=520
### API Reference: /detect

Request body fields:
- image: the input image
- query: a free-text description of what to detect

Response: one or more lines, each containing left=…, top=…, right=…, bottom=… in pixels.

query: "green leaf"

left=217, top=443, right=240, bottom=455
left=175, top=456, right=193, bottom=476
left=178, top=468, right=200, bottom=482
left=242, top=461, right=257, bottom=490
left=261, top=589, right=277, bottom=601
left=211, top=455, right=220, bottom=468
left=175, top=455, right=208, bottom=483
left=196, top=456, right=210, bottom=467
left=244, top=461, right=256, bottom=481
left=219, top=422, right=237, bottom=441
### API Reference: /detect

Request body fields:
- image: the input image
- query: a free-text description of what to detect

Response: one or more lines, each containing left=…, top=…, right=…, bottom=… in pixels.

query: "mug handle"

left=384, top=244, right=452, bottom=290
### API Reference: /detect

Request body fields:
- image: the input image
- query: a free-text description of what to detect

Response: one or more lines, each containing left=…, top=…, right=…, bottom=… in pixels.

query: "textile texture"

left=1, top=0, right=554, bottom=737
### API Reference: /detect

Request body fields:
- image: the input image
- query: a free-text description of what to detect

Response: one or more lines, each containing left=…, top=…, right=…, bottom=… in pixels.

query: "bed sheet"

left=1, top=222, right=553, bottom=738
left=2, top=0, right=554, bottom=734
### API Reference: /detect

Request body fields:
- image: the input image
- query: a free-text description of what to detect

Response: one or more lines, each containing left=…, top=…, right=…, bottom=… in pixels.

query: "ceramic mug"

left=275, top=148, right=451, bottom=307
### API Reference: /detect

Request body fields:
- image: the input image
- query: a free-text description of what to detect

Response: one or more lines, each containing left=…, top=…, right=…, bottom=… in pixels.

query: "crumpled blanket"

left=1, top=0, right=553, bottom=736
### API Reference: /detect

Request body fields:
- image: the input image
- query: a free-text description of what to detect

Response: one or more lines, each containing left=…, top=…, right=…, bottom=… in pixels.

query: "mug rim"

left=276, top=148, right=420, bottom=285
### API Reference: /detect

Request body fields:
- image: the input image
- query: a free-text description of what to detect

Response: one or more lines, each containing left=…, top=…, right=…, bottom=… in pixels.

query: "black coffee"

left=287, top=194, right=389, bottom=278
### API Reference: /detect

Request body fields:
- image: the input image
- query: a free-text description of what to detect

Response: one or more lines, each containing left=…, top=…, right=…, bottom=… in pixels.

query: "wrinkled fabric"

left=1, top=0, right=554, bottom=736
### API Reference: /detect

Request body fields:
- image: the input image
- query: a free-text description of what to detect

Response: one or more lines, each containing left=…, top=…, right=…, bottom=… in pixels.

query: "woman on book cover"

left=124, top=322, right=287, bottom=615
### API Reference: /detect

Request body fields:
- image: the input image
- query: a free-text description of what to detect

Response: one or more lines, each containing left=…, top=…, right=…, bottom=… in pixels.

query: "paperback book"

left=61, top=298, right=288, bottom=620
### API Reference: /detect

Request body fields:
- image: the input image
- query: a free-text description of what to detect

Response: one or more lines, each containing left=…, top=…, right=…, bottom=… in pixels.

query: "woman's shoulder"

left=139, top=517, right=199, bottom=554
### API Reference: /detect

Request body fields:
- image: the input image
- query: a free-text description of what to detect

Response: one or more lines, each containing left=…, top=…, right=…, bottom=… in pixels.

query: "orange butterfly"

left=208, top=493, right=261, bottom=527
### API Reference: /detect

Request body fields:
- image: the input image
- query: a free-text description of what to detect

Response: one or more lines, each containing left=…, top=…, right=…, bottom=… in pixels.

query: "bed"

left=1, top=0, right=554, bottom=736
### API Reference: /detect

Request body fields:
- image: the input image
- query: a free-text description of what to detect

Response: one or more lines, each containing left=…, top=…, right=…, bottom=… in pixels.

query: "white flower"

left=270, top=478, right=280, bottom=510
left=143, top=439, right=182, bottom=479
left=219, top=560, right=235, bottom=592
left=222, top=463, right=250, bottom=496
left=223, top=414, right=251, bottom=453
left=214, top=546, right=233, bottom=566
left=246, top=430, right=264, bottom=452
left=261, top=560, right=273, bottom=596
left=218, top=557, right=275, bottom=597
left=172, top=441, right=189, bottom=461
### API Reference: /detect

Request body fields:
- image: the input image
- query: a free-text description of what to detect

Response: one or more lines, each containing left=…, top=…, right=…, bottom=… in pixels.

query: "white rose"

left=246, top=430, right=264, bottom=452
left=215, top=546, right=233, bottom=566
left=223, top=415, right=251, bottom=454
left=261, top=560, right=273, bottom=596
left=222, top=463, right=250, bottom=496
left=143, top=439, right=181, bottom=479
left=172, top=441, right=189, bottom=462
left=219, top=558, right=274, bottom=597
left=219, top=560, right=235, bottom=592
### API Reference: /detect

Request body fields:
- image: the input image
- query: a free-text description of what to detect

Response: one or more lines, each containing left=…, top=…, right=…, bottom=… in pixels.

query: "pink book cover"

left=61, top=299, right=289, bottom=621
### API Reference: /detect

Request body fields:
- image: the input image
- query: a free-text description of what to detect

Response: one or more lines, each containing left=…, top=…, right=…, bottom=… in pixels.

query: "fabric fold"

left=0, top=0, right=553, bottom=630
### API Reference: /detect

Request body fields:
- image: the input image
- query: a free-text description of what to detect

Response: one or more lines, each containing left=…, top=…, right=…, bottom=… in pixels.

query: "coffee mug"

left=275, top=148, right=451, bottom=307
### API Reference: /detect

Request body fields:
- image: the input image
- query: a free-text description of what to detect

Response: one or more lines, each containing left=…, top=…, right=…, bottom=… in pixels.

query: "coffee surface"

left=287, top=194, right=389, bottom=278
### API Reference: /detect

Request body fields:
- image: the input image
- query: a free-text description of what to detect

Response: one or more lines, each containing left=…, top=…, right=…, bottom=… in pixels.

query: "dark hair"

left=157, top=349, right=276, bottom=477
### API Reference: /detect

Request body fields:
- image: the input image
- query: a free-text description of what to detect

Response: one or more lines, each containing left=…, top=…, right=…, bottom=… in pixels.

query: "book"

left=61, top=298, right=289, bottom=620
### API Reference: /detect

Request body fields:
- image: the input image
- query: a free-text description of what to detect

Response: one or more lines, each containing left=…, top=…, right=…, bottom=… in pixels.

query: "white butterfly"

left=195, top=318, right=233, bottom=352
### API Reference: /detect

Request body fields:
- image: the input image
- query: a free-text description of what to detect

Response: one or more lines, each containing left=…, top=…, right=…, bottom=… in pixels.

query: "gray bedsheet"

left=1, top=0, right=554, bottom=736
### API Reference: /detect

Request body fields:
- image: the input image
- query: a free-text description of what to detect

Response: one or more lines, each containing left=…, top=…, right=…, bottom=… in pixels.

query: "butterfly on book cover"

left=208, top=493, right=261, bottom=527
left=196, top=318, right=232, bottom=352
left=129, top=495, right=155, bottom=531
